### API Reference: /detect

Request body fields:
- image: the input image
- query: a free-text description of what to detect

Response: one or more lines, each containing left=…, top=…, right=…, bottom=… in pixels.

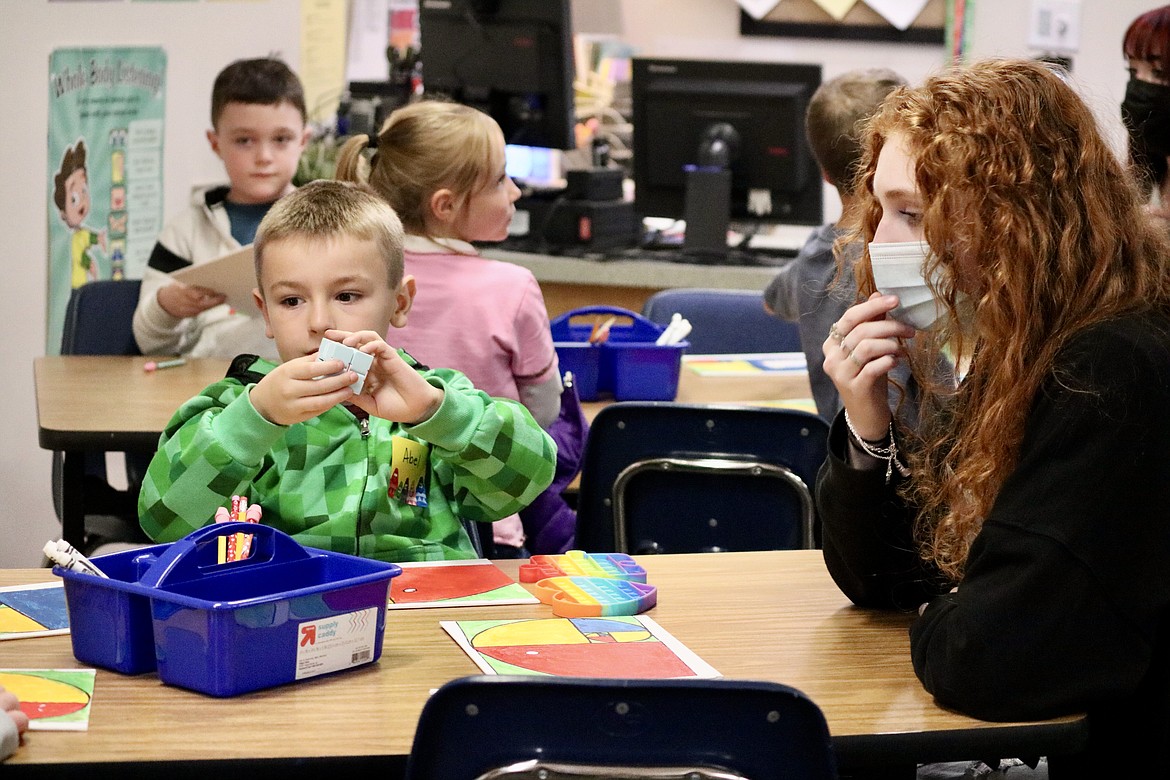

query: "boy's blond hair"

left=805, top=68, right=907, bottom=193
left=334, top=99, right=500, bottom=233
left=254, top=180, right=405, bottom=291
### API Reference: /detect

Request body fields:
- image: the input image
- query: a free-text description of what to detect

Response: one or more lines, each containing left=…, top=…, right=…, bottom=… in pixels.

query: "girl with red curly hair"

left=819, top=58, right=1170, bottom=776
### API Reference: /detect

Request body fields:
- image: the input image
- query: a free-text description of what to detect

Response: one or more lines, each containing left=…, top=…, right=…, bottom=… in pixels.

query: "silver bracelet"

left=844, top=410, right=910, bottom=484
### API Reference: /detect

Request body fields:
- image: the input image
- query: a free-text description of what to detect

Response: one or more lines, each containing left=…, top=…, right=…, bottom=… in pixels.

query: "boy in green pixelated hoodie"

left=139, top=180, right=556, bottom=562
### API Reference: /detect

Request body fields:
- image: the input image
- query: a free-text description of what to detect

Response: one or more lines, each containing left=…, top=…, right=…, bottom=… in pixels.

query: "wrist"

left=845, top=412, right=889, bottom=443
left=156, top=287, right=178, bottom=318
left=843, top=410, right=909, bottom=484
left=406, top=388, right=444, bottom=426
left=853, top=427, right=888, bottom=446
left=246, top=382, right=295, bottom=428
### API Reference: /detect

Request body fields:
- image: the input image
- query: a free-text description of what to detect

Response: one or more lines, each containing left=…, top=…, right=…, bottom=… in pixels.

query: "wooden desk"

left=3, top=552, right=1085, bottom=776
left=580, top=357, right=814, bottom=424
left=34, top=356, right=230, bottom=549
left=34, top=356, right=814, bottom=540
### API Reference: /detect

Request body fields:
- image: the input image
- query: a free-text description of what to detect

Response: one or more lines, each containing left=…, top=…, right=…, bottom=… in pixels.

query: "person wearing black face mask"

left=1123, top=5, right=1170, bottom=218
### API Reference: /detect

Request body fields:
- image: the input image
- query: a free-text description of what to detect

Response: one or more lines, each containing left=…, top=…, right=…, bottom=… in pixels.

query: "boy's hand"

left=326, top=329, right=444, bottom=425
left=249, top=355, right=359, bottom=426
left=158, top=282, right=226, bottom=319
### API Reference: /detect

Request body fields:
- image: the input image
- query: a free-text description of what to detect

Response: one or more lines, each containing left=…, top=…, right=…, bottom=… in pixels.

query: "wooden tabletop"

left=2, top=552, right=1084, bottom=774
left=34, top=355, right=813, bottom=447
left=580, top=357, right=814, bottom=422
left=34, top=356, right=231, bottom=451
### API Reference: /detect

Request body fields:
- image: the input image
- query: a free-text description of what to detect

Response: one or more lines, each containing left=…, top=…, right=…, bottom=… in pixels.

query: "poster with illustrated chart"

left=46, top=47, right=166, bottom=352
left=0, top=583, right=69, bottom=641
left=388, top=560, right=538, bottom=609
left=0, top=669, right=96, bottom=731
left=441, top=615, right=720, bottom=679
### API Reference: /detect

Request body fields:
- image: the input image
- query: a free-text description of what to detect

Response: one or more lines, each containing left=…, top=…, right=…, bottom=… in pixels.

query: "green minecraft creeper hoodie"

left=139, top=353, right=556, bottom=562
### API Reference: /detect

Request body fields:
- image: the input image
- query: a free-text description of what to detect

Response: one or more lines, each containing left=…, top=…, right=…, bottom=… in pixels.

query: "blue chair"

left=53, top=279, right=152, bottom=552
left=575, top=402, right=829, bottom=554
left=406, top=675, right=837, bottom=779
left=60, top=279, right=142, bottom=357
left=642, top=287, right=801, bottom=354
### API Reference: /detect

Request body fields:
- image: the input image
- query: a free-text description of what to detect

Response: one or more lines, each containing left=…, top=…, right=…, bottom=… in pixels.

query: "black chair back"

left=576, top=402, right=829, bottom=554
left=406, top=675, right=838, bottom=779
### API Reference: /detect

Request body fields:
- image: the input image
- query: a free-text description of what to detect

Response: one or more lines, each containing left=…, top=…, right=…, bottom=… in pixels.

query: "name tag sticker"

left=390, top=436, right=429, bottom=507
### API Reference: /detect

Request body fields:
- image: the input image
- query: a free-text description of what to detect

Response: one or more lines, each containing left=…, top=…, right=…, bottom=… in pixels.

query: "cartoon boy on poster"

left=52, top=139, right=106, bottom=288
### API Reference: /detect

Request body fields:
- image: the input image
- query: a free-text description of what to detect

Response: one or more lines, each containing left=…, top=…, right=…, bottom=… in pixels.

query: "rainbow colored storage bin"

left=550, top=305, right=688, bottom=401
left=55, top=523, right=401, bottom=697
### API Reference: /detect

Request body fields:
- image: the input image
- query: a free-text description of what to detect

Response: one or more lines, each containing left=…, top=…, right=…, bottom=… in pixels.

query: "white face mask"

left=868, top=240, right=950, bottom=331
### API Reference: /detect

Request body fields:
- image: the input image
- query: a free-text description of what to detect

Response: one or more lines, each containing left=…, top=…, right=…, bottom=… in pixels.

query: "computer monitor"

left=632, top=58, right=823, bottom=257
left=419, top=0, right=577, bottom=150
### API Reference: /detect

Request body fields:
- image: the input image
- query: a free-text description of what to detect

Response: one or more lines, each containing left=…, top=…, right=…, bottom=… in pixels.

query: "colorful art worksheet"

left=0, top=582, right=69, bottom=640
left=387, top=559, right=539, bottom=609
left=0, top=669, right=96, bottom=731
left=684, top=352, right=808, bottom=377
left=441, top=615, right=720, bottom=679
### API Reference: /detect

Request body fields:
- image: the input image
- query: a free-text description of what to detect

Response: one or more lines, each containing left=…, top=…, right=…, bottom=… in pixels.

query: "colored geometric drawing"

left=388, top=560, right=537, bottom=608
left=441, top=616, right=720, bottom=679
left=0, top=669, right=96, bottom=731
left=0, top=582, right=69, bottom=640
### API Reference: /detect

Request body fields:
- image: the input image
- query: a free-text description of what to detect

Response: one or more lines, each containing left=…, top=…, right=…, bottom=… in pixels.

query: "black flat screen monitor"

left=419, top=0, right=576, bottom=150
left=632, top=58, right=823, bottom=232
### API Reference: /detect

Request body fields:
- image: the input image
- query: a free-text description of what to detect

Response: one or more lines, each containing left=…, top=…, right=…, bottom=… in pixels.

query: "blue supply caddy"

left=550, top=305, right=688, bottom=401
left=55, top=523, right=401, bottom=697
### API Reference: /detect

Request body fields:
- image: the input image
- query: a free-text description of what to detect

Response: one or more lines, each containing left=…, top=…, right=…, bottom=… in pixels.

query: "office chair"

left=405, top=675, right=837, bottom=779
left=642, top=288, right=802, bottom=354
left=53, top=279, right=152, bottom=552
left=576, top=402, right=829, bottom=554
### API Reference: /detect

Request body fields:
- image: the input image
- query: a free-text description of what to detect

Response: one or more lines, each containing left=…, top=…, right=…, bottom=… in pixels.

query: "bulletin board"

left=740, top=0, right=946, bottom=44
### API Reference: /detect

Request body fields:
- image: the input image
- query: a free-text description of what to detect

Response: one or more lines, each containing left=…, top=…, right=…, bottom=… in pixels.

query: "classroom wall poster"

left=46, top=47, right=166, bottom=352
